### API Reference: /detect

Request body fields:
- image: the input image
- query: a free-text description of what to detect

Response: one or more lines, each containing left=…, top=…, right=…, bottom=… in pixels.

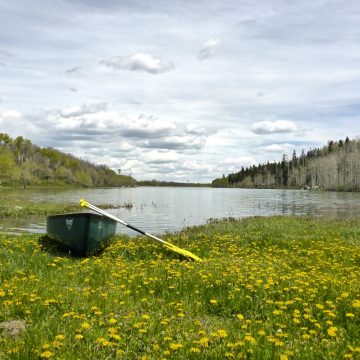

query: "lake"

left=1, top=187, right=360, bottom=236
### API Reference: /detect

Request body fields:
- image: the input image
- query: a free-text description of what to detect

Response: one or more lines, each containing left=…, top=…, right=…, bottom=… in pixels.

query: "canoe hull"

left=46, top=212, right=117, bottom=256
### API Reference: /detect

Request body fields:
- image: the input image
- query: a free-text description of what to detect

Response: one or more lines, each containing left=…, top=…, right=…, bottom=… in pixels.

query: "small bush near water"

left=0, top=217, right=359, bottom=359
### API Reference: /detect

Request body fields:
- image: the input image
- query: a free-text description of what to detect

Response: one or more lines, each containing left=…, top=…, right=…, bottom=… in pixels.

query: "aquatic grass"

left=0, top=216, right=359, bottom=359
left=0, top=201, right=133, bottom=219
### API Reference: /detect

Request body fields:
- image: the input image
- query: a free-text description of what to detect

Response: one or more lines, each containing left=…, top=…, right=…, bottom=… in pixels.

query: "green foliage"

left=0, top=133, right=136, bottom=188
left=213, top=138, right=360, bottom=191
left=0, top=148, right=16, bottom=184
left=212, top=175, right=229, bottom=188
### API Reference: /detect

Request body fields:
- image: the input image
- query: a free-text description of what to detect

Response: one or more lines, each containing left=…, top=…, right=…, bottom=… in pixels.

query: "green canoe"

left=46, top=212, right=117, bottom=256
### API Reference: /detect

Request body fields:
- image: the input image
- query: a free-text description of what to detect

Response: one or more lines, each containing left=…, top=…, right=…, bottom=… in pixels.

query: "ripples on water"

left=1, top=187, right=360, bottom=235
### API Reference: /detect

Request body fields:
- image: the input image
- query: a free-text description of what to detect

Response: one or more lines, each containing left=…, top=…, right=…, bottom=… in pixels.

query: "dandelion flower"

left=81, top=322, right=91, bottom=330
left=236, top=314, right=244, bottom=321
left=217, top=329, right=228, bottom=338
left=327, top=327, right=337, bottom=337
left=169, top=343, right=183, bottom=350
left=199, top=337, right=209, bottom=347
left=40, top=351, right=53, bottom=358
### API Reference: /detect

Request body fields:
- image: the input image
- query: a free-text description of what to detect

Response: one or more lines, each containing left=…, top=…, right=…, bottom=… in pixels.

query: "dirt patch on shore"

left=0, top=320, right=26, bottom=337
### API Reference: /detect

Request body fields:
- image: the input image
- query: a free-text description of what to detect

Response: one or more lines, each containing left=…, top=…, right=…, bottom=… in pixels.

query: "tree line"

left=0, top=133, right=136, bottom=188
left=137, top=180, right=209, bottom=187
left=212, top=137, right=360, bottom=191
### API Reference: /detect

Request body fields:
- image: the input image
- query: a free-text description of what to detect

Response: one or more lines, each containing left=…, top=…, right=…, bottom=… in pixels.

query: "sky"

left=1, top=0, right=360, bottom=182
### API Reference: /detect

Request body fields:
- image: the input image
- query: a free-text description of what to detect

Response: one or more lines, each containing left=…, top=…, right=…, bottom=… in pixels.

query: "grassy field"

left=0, top=216, right=359, bottom=359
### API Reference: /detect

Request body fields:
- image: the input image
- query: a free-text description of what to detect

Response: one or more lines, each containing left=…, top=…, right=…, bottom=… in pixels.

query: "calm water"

left=1, top=187, right=360, bottom=235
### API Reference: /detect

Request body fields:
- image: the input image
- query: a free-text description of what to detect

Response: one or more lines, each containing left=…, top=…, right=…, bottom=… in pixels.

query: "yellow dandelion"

left=190, top=347, right=200, bottom=353
left=75, top=334, right=84, bottom=340
left=245, top=335, right=256, bottom=344
left=108, top=318, right=117, bottom=324
left=169, top=343, right=183, bottom=350
left=217, top=329, right=228, bottom=338
left=40, top=351, right=54, bottom=359
left=225, top=352, right=235, bottom=358
left=210, top=299, right=217, bottom=304
left=52, top=340, right=63, bottom=348
left=346, top=313, right=355, bottom=318
left=236, top=314, right=244, bottom=321
left=81, top=322, right=91, bottom=330
left=109, top=334, right=121, bottom=341
left=108, top=327, right=118, bottom=334
left=327, top=327, right=337, bottom=337
left=352, top=300, right=360, bottom=309
left=199, top=337, right=209, bottom=347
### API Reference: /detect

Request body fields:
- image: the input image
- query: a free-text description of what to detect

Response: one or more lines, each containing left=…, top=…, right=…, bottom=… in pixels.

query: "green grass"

left=0, top=202, right=132, bottom=219
left=0, top=216, right=359, bottom=359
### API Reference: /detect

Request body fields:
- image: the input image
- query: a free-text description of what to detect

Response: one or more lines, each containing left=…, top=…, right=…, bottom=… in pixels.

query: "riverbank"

left=0, top=201, right=132, bottom=220
left=0, top=216, right=359, bottom=359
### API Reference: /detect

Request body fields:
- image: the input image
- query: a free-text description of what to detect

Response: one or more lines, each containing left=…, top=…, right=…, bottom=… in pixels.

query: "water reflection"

left=1, top=187, right=359, bottom=235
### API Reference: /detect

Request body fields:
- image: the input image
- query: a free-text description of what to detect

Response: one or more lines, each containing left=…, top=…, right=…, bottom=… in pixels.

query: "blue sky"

left=1, top=0, right=359, bottom=182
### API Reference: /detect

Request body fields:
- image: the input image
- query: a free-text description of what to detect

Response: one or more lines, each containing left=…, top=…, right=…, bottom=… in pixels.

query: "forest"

left=0, top=133, right=136, bottom=188
left=212, top=137, right=360, bottom=191
left=137, top=180, right=209, bottom=187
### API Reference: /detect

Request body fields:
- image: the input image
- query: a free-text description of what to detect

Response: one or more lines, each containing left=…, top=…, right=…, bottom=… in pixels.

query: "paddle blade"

left=80, top=198, right=89, bottom=208
left=165, top=243, right=202, bottom=262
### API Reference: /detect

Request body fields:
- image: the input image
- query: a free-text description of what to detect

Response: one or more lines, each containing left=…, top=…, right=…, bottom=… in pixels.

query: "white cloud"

left=198, top=38, right=221, bottom=60
left=60, top=102, right=108, bottom=118
left=185, top=123, right=207, bottom=135
left=99, top=53, right=174, bottom=74
left=1, top=109, right=22, bottom=118
left=257, top=143, right=295, bottom=153
left=251, top=120, right=298, bottom=134
left=142, top=150, right=179, bottom=164
left=217, top=157, right=257, bottom=173
left=65, top=66, right=82, bottom=74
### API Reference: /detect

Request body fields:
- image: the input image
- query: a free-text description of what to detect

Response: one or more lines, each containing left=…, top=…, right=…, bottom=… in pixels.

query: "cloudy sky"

left=1, top=0, right=359, bottom=182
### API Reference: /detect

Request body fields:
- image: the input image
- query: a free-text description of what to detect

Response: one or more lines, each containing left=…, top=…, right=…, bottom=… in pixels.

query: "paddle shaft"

left=82, top=201, right=167, bottom=245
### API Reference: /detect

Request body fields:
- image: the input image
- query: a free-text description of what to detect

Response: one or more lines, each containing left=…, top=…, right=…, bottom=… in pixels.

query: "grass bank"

left=0, top=202, right=132, bottom=219
left=0, top=217, right=359, bottom=359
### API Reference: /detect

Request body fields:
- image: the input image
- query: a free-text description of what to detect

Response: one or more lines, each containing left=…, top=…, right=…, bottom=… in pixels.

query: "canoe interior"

left=46, top=212, right=117, bottom=256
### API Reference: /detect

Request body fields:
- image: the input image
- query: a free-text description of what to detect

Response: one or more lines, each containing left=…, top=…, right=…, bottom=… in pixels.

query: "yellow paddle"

left=80, top=199, right=202, bottom=262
